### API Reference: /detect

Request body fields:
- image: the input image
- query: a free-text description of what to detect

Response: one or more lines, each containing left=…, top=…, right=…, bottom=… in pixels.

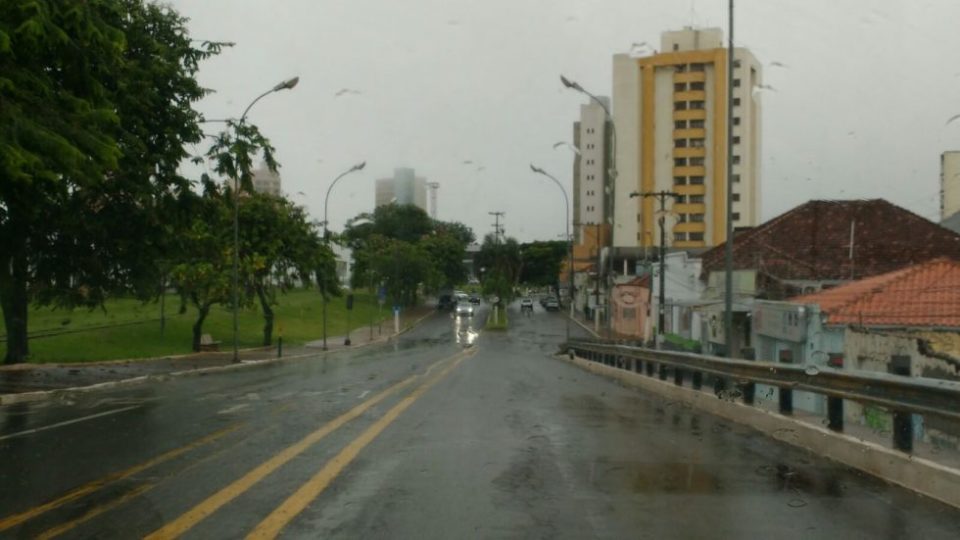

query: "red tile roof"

left=791, top=258, right=960, bottom=328
left=701, top=199, right=960, bottom=281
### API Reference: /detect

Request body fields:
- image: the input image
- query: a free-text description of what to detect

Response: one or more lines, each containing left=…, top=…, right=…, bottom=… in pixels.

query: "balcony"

left=673, top=71, right=707, bottom=83
left=672, top=166, right=706, bottom=177
left=673, top=90, right=707, bottom=102
left=674, top=203, right=706, bottom=213
left=673, top=128, right=707, bottom=139
left=673, top=109, right=707, bottom=121
left=673, top=147, right=706, bottom=159
left=674, top=222, right=706, bottom=233
left=674, top=184, right=706, bottom=195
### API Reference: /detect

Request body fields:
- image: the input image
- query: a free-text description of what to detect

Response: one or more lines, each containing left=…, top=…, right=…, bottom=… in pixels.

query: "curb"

left=0, top=311, right=439, bottom=407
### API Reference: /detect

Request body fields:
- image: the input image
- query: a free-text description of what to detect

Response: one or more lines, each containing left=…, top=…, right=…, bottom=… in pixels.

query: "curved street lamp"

left=321, top=161, right=367, bottom=350
left=560, top=75, right=618, bottom=336
left=530, top=164, right=573, bottom=342
left=230, top=76, right=299, bottom=363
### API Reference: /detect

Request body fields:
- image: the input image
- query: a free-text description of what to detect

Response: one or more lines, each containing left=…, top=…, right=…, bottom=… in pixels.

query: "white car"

left=455, top=302, right=474, bottom=317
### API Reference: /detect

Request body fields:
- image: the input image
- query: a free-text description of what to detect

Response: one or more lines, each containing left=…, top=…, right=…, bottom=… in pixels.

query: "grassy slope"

left=1, top=289, right=392, bottom=364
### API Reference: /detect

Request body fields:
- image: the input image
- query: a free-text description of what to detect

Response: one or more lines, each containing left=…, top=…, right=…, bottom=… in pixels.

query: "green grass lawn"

left=1, top=289, right=392, bottom=364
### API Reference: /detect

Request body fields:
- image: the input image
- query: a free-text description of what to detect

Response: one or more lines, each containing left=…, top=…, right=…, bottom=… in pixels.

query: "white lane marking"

left=357, top=390, right=370, bottom=400
left=217, top=404, right=251, bottom=415
left=0, top=405, right=140, bottom=442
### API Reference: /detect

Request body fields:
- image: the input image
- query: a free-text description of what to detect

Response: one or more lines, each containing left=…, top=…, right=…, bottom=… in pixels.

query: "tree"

left=370, top=204, right=434, bottom=243
left=433, top=221, right=476, bottom=246
left=0, top=0, right=225, bottom=363
left=421, top=230, right=470, bottom=290
left=476, top=233, right=522, bottom=298
left=239, top=193, right=335, bottom=345
left=169, top=182, right=238, bottom=351
left=519, top=241, right=569, bottom=287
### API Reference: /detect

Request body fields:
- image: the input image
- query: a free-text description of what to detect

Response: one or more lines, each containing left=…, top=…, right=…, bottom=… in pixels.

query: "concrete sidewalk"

left=0, top=306, right=436, bottom=397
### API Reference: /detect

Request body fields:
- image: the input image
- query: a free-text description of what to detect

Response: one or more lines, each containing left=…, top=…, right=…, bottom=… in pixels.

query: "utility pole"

left=489, top=211, right=504, bottom=246
left=723, top=0, right=736, bottom=357
left=630, top=190, right=680, bottom=347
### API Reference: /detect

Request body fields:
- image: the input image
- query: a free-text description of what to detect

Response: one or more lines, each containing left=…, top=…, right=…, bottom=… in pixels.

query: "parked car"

left=544, top=297, right=560, bottom=311
left=455, top=302, right=474, bottom=317
left=469, top=294, right=481, bottom=304
left=520, top=298, right=534, bottom=313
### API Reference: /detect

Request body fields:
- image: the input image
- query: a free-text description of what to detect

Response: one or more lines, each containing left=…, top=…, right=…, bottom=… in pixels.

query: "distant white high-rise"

left=374, top=168, right=428, bottom=212
left=251, top=162, right=282, bottom=196
left=941, top=151, right=960, bottom=220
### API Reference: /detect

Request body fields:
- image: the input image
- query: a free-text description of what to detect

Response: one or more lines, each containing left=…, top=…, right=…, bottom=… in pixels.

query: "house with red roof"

left=697, top=199, right=960, bottom=357
left=752, top=259, right=960, bottom=430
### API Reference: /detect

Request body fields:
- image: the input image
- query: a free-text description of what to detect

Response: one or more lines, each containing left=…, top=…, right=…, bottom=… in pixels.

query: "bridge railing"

left=564, top=340, right=960, bottom=454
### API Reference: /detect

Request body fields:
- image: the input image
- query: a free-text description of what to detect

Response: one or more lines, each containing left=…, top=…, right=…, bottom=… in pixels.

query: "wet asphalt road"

left=1, top=302, right=959, bottom=539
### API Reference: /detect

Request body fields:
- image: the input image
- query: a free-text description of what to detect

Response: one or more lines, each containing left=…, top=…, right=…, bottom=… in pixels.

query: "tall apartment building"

left=612, top=27, right=762, bottom=249
left=941, top=151, right=960, bottom=220
left=375, top=167, right=428, bottom=212
left=251, top=162, right=282, bottom=196
left=572, top=98, right=613, bottom=244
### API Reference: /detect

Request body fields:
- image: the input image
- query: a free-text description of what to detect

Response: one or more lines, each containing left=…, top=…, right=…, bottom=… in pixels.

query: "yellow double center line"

left=148, top=348, right=473, bottom=539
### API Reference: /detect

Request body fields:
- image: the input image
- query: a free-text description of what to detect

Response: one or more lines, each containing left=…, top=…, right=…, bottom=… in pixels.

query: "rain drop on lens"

left=804, top=365, right=820, bottom=376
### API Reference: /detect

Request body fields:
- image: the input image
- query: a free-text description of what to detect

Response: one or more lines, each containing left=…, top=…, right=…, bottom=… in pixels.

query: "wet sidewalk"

left=0, top=306, right=436, bottom=397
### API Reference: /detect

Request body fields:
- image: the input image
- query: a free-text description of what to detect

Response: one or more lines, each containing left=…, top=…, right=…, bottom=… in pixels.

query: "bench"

left=199, top=333, right=221, bottom=352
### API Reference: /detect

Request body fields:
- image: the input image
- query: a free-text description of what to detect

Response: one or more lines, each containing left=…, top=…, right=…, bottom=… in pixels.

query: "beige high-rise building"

left=941, top=151, right=960, bottom=220
left=612, top=27, right=762, bottom=249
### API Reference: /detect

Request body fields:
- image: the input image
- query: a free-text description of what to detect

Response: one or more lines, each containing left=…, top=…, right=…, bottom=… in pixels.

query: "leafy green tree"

left=421, top=230, right=470, bottom=290
left=0, top=0, right=225, bottom=363
left=239, top=193, right=335, bottom=345
left=519, top=240, right=569, bottom=287
left=433, top=221, right=476, bottom=246
left=476, top=233, right=522, bottom=299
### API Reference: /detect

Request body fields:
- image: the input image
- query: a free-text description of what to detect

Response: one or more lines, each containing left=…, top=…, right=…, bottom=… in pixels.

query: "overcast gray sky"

left=169, top=0, right=960, bottom=242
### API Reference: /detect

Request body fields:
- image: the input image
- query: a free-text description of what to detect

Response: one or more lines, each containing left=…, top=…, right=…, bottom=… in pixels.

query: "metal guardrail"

left=565, top=340, right=960, bottom=453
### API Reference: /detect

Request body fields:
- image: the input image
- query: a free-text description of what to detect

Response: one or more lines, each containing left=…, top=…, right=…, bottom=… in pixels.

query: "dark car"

left=469, top=294, right=481, bottom=304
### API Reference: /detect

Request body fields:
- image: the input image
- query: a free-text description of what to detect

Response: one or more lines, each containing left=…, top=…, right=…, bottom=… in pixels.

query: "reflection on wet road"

left=0, top=301, right=959, bottom=538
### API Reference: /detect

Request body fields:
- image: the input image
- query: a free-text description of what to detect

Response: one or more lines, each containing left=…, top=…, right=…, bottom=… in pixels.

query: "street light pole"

left=231, top=76, right=299, bottom=363
left=321, top=162, right=367, bottom=351
left=530, top=164, right=572, bottom=343
left=560, top=75, right=618, bottom=335
left=630, top=190, right=680, bottom=347
left=724, top=0, right=736, bottom=357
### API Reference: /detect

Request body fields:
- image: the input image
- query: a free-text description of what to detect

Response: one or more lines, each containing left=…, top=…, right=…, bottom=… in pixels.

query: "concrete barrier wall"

left=563, top=353, right=960, bottom=510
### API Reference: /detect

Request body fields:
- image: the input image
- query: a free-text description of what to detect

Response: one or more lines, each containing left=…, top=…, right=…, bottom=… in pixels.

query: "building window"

left=674, top=101, right=688, bottom=111
left=733, top=97, right=741, bottom=106
left=690, top=101, right=705, bottom=110
left=690, top=232, right=704, bottom=241
left=732, top=193, right=741, bottom=202
left=674, top=82, right=686, bottom=92
left=691, top=81, right=705, bottom=91
left=733, top=78, right=741, bottom=88
left=733, top=59, right=742, bottom=68
left=674, top=176, right=687, bottom=185
left=732, top=174, right=741, bottom=183
left=732, top=155, right=741, bottom=165
left=675, top=64, right=687, bottom=73
left=733, top=117, right=741, bottom=126
left=672, top=43, right=679, bottom=51
left=732, top=212, right=741, bottom=221
left=733, top=136, right=741, bottom=145
left=675, top=232, right=687, bottom=241
left=690, top=195, right=704, bottom=204
left=691, top=119, right=705, bottom=128
left=677, top=213, right=687, bottom=223
left=690, top=138, right=704, bottom=148
left=691, top=214, right=704, bottom=223
left=689, top=157, right=704, bottom=166
left=676, top=195, right=687, bottom=204
left=674, top=158, right=687, bottom=167
left=675, top=139, right=688, bottom=148
left=690, top=176, right=704, bottom=185
left=691, top=63, right=705, bottom=72
left=675, top=120, right=687, bottom=129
